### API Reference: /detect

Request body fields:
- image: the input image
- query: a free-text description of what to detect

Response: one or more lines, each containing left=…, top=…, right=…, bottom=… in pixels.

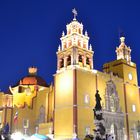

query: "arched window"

left=60, top=58, right=64, bottom=68
left=79, top=29, right=81, bottom=34
left=86, top=57, right=90, bottom=65
left=63, top=43, right=66, bottom=49
left=84, top=94, right=90, bottom=104
left=79, top=55, right=83, bottom=63
left=132, top=104, right=136, bottom=112
left=83, top=44, right=86, bottom=48
left=67, top=55, right=71, bottom=66
left=78, top=40, right=81, bottom=47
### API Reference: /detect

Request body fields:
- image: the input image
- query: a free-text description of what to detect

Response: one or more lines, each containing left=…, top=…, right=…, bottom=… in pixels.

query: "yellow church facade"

left=54, top=11, right=140, bottom=140
left=0, top=10, right=140, bottom=140
left=0, top=67, right=54, bottom=135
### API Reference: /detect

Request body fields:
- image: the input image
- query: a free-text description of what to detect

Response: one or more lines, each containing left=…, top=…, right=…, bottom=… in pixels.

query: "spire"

left=85, top=31, right=88, bottom=36
left=72, top=8, right=78, bottom=20
left=62, top=31, right=65, bottom=37
left=89, top=44, right=92, bottom=51
left=58, top=45, right=61, bottom=52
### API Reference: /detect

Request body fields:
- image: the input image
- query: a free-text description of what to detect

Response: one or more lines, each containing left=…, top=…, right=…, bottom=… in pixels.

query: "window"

left=85, top=126, right=90, bottom=135
left=60, top=58, right=64, bottom=68
left=132, top=104, right=136, bottom=112
left=79, top=29, right=81, bottom=34
left=79, top=55, right=82, bottom=62
left=86, top=57, right=90, bottom=65
left=84, top=94, right=90, bottom=104
left=67, top=55, right=71, bottom=66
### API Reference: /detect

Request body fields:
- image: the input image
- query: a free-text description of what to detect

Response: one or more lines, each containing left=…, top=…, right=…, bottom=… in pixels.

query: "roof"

left=19, top=75, right=49, bottom=87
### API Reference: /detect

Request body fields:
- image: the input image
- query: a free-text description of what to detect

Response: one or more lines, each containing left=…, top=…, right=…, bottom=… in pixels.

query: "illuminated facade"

left=0, top=9, right=140, bottom=140
left=0, top=67, right=54, bottom=135
left=54, top=10, right=140, bottom=140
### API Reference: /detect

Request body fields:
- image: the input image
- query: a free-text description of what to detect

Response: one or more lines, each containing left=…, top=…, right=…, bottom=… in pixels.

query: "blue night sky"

left=0, top=0, right=140, bottom=91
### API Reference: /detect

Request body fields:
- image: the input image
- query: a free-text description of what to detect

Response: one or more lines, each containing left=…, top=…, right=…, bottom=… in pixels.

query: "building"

left=0, top=67, right=54, bottom=135
left=0, top=9, right=140, bottom=140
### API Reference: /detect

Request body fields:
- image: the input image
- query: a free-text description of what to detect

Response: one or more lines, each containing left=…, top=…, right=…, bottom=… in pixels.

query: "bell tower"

left=54, top=9, right=94, bottom=139
left=116, top=36, right=131, bottom=64
left=56, top=9, right=94, bottom=73
left=103, top=36, right=138, bottom=85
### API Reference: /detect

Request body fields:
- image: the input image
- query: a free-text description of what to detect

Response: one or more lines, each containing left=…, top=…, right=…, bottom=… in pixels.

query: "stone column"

left=90, top=58, right=93, bottom=69
left=76, top=54, right=79, bottom=65
left=72, top=47, right=77, bottom=65
left=83, top=54, right=86, bottom=67
left=71, top=54, right=73, bottom=65
left=57, top=57, right=60, bottom=70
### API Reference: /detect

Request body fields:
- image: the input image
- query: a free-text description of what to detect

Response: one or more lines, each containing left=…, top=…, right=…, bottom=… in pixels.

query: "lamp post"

left=35, top=125, right=39, bottom=134
left=23, top=119, right=29, bottom=135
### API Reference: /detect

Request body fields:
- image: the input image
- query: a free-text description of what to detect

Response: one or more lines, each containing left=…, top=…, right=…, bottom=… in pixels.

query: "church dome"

left=18, top=67, right=49, bottom=87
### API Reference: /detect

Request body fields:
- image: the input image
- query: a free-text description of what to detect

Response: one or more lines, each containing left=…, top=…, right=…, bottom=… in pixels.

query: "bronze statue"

left=95, top=90, right=102, bottom=111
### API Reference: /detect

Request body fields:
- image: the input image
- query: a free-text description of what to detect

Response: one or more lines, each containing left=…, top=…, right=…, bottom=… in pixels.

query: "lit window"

left=132, top=104, right=136, bottom=112
left=84, top=94, right=90, bottom=104
left=85, top=126, right=90, bottom=135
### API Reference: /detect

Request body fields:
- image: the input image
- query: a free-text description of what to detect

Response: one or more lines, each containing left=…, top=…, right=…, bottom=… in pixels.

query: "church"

left=0, top=9, right=140, bottom=140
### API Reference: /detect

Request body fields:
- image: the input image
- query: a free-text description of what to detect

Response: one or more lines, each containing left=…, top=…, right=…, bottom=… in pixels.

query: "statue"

left=93, top=90, right=106, bottom=140
left=95, top=90, right=102, bottom=111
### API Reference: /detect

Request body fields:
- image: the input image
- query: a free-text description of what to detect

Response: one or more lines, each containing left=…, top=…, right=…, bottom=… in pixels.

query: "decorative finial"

left=28, top=67, right=37, bottom=75
left=85, top=31, right=88, bottom=36
left=89, top=44, right=92, bottom=51
left=62, top=31, right=65, bottom=37
left=72, top=8, right=78, bottom=20
left=58, top=45, right=61, bottom=51
left=120, top=36, right=125, bottom=43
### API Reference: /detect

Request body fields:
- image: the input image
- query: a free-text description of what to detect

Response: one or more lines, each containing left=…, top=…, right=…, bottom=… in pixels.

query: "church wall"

left=12, top=105, right=37, bottom=134
left=5, top=108, right=12, bottom=129
left=54, top=67, right=140, bottom=140
left=47, top=85, right=54, bottom=122
left=35, top=88, right=49, bottom=124
left=0, top=92, right=3, bottom=106
left=76, top=69, right=96, bottom=139
left=76, top=68, right=134, bottom=139
left=123, top=64, right=138, bottom=85
left=11, top=87, right=49, bottom=134
left=103, top=60, right=124, bottom=78
left=125, top=84, right=140, bottom=139
left=54, top=69, right=74, bottom=139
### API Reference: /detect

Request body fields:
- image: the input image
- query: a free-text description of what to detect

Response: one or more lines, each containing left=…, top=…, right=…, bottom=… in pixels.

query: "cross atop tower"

left=72, top=8, right=77, bottom=20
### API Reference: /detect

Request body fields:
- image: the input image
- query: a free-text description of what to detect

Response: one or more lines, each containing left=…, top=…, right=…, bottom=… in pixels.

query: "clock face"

left=128, top=73, right=133, bottom=80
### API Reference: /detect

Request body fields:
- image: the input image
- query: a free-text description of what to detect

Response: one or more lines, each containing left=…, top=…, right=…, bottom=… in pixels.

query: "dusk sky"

left=0, top=0, right=140, bottom=91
